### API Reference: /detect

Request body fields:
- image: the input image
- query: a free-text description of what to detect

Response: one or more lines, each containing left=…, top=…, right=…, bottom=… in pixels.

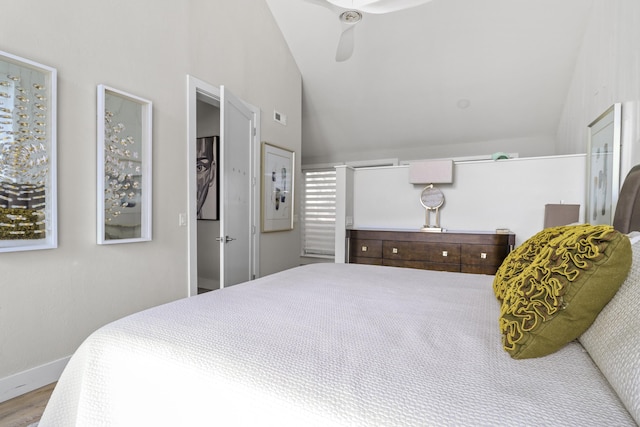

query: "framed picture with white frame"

left=0, top=50, right=58, bottom=253
left=97, top=84, right=152, bottom=244
left=586, top=103, right=622, bottom=226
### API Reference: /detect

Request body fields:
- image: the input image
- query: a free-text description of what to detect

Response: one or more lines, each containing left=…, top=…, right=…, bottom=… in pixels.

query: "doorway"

left=187, top=76, right=260, bottom=297
left=196, top=100, right=221, bottom=292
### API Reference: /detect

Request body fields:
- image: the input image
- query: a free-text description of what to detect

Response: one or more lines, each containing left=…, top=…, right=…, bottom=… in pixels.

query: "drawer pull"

left=442, top=251, right=448, bottom=257
left=480, top=252, right=487, bottom=259
left=392, top=247, right=398, bottom=254
left=361, top=245, right=368, bottom=252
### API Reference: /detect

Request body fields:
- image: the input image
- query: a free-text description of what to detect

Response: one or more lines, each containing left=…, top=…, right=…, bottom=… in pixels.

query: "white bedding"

left=40, top=263, right=635, bottom=426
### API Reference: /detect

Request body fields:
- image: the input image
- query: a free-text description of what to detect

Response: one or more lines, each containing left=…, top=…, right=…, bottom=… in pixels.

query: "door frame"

left=186, top=75, right=260, bottom=296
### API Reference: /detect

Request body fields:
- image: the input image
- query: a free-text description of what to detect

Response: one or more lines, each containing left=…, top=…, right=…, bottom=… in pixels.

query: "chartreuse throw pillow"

left=499, top=224, right=631, bottom=359
left=493, top=226, right=571, bottom=301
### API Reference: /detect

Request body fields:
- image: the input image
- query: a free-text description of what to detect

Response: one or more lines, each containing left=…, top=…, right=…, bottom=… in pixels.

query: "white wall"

left=347, top=155, right=585, bottom=249
left=0, top=0, right=302, bottom=400
left=556, top=0, right=640, bottom=178
left=304, top=134, right=557, bottom=166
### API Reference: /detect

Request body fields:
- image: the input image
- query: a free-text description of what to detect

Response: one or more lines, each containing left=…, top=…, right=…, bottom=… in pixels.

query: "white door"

left=219, top=86, right=255, bottom=287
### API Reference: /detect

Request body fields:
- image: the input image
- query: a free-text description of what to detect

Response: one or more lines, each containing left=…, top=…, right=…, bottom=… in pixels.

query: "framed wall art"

left=586, top=103, right=622, bottom=226
left=97, top=85, right=152, bottom=244
left=261, top=142, right=294, bottom=232
left=196, top=135, right=219, bottom=221
left=0, top=50, right=57, bottom=253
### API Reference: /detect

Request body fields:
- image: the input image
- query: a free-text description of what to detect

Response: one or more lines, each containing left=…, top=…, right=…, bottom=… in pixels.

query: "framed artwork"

left=261, top=142, right=294, bottom=232
left=97, top=85, right=152, bottom=244
left=196, top=135, right=219, bottom=221
left=586, top=103, right=622, bottom=226
left=0, top=50, right=57, bottom=253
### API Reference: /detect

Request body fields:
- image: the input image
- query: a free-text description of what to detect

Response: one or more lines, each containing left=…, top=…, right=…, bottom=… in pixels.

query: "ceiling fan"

left=304, top=0, right=433, bottom=62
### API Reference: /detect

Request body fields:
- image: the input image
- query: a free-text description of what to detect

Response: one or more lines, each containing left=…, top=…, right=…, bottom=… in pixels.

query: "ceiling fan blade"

left=328, top=0, right=433, bottom=14
left=335, top=23, right=357, bottom=62
left=303, top=0, right=344, bottom=14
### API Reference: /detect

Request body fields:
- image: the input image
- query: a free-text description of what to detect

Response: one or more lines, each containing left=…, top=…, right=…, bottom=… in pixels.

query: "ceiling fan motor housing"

left=340, top=10, right=362, bottom=24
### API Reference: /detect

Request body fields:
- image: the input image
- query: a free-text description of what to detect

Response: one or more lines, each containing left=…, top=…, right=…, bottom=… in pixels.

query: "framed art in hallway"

left=97, top=84, right=152, bottom=244
left=0, top=50, right=57, bottom=253
left=261, top=142, right=294, bottom=232
left=196, top=135, right=219, bottom=221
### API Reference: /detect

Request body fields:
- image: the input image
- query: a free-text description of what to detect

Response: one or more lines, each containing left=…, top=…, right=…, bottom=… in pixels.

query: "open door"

left=187, top=76, right=259, bottom=296
left=219, top=86, right=256, bottom=287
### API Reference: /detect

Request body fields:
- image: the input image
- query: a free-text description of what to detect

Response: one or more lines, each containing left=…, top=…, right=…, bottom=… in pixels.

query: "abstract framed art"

left=0, top=50, right=57, bottom=253
left=196, top=135, right=219, bottom=221
left=97, top=85, right=152, bottom=244
left=261, top=142, right=294, bottom=232
left=586, top=103, right=622, bottom=226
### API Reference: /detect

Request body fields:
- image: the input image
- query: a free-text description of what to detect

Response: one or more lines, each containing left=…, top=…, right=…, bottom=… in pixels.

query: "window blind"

left=301, top=170, right=336, bottom=257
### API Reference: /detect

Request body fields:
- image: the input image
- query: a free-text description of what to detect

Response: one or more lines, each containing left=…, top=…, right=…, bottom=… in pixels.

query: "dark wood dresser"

left=347, top=229, right=515, bottom=275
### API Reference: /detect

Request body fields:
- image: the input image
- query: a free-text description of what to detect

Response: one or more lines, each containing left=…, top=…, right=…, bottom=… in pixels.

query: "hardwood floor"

left=0, top=383, right=55, bottom=427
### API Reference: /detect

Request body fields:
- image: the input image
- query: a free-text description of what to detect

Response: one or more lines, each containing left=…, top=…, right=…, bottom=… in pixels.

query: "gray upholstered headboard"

left=613, top=164, right=640, bottom=233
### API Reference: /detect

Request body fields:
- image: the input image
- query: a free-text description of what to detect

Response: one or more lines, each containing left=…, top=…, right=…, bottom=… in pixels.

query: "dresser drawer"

left=350, top=239, right=382, bottom=259
left=383, top=259, right=460, bottom=272
left=351, top=256, right=383, bottom=266
left=383, top=241, right=460, bottom=264
left=461, top=244, right=509, bottom=266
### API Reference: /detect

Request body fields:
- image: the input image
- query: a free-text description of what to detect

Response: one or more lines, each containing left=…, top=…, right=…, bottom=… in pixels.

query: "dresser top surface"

left=347, top=227, right=514, bottom=236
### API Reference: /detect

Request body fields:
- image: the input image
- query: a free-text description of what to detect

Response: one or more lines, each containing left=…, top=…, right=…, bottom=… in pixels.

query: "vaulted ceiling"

left=265, top=0, right=594, bottom=164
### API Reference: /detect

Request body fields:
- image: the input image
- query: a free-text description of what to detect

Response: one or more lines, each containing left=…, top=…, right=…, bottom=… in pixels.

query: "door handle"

left=216, top=236, right=236, bottom=243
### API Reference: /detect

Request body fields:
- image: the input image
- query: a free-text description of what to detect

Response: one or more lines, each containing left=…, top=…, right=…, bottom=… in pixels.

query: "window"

left=301, top=169, right=336, bottom=257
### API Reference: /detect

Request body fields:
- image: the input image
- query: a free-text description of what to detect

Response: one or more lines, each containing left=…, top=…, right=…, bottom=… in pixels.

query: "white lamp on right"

left=409, top=160, right=454, bottom=232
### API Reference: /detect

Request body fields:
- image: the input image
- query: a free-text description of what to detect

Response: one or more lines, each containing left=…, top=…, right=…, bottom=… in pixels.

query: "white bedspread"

left=40, top=264, right=635, bottom=426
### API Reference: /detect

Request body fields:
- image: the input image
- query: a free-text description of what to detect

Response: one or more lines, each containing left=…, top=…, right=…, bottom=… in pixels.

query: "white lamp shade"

left=408, top=160, right=454, bottom=184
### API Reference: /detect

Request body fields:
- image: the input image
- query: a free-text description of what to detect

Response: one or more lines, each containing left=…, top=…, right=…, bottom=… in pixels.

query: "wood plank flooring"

left=0, top=383, right=55, bottom=427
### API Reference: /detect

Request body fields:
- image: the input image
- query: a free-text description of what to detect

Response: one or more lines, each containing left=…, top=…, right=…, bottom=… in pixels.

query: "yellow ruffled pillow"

left=499, top=224, right=631, bottom=359
left=493, top=226, right=571, bottom=301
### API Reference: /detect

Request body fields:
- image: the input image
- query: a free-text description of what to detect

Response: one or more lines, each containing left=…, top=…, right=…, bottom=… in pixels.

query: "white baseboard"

left=0, top=356, right=70, bottom=403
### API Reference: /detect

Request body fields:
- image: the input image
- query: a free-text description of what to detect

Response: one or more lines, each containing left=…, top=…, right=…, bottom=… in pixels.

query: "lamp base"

left=420, top=226, right=443, bottom=233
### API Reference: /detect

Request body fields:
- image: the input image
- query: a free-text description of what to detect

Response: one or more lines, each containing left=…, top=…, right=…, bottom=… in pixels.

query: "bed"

left=40, top=168, right=640, bottom=426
